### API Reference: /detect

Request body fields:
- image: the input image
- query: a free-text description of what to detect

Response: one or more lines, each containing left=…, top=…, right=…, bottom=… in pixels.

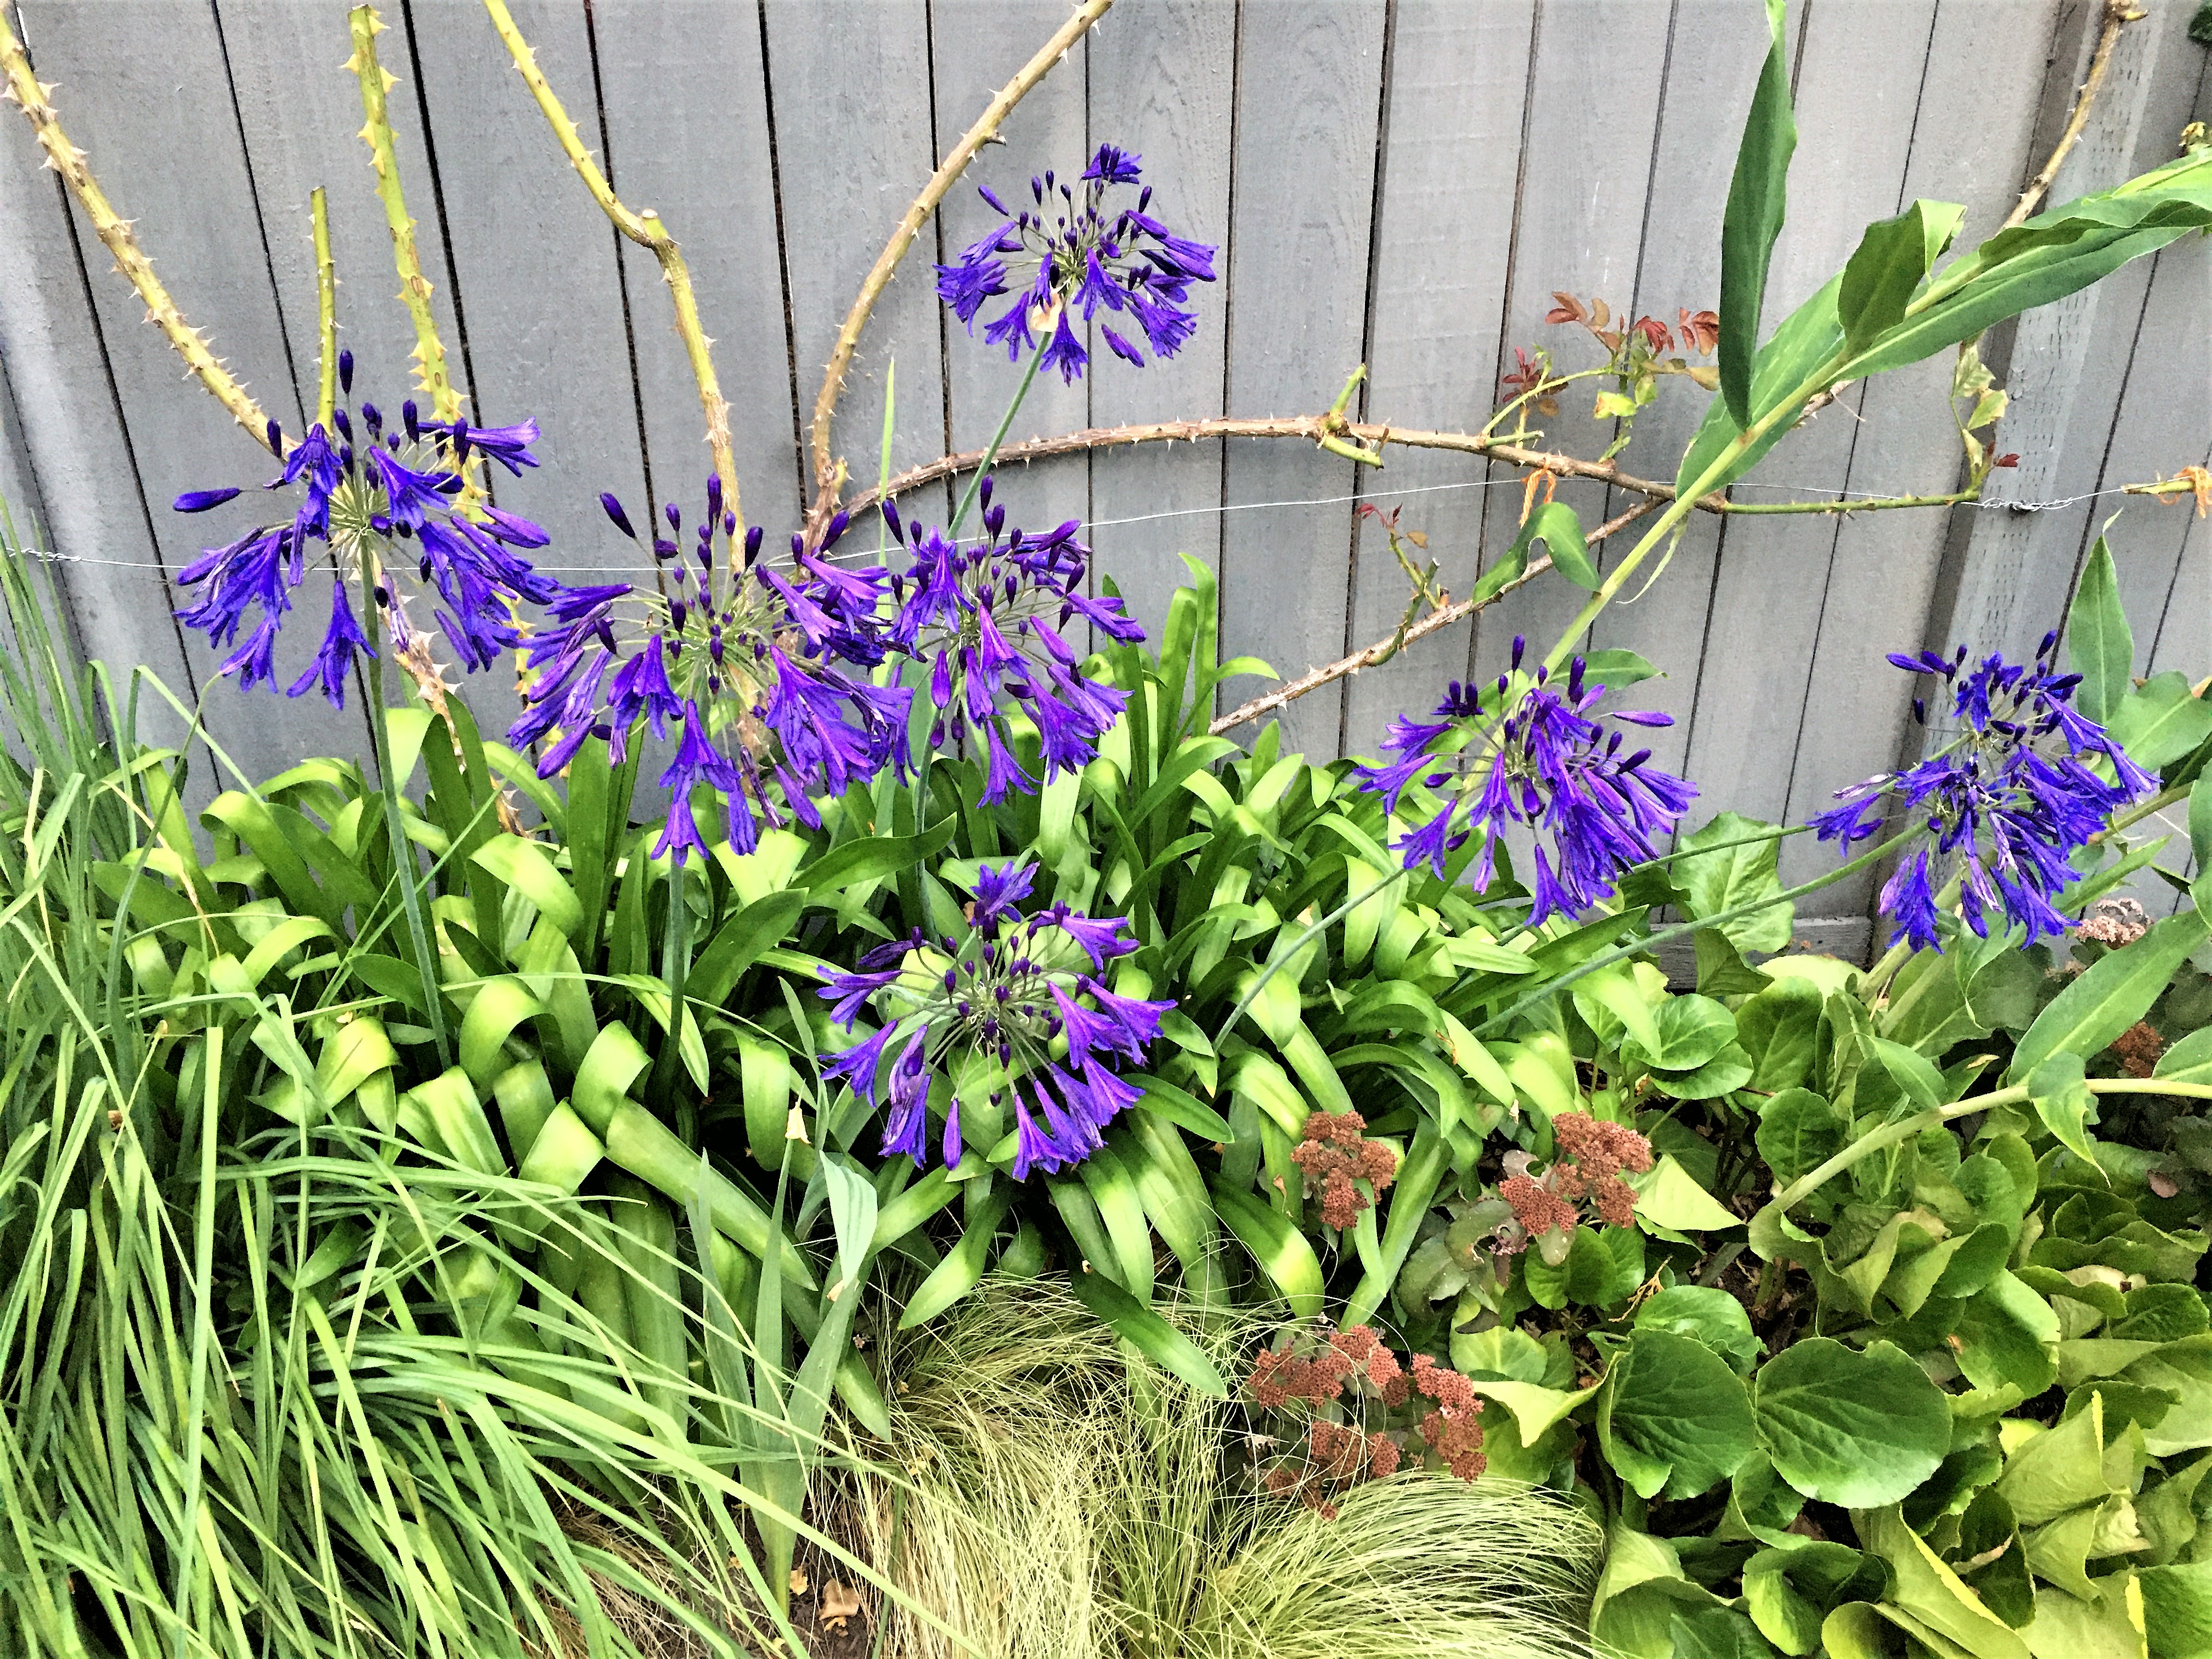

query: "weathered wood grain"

left=1217, top=0, right=1387, bottom=757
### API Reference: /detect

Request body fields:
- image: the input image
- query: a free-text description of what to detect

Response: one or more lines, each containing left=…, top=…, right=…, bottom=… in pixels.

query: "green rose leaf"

left=1599, top=1329, right=1756, bottom=1501
left=1752, top=1338, right=1950, bottom=1506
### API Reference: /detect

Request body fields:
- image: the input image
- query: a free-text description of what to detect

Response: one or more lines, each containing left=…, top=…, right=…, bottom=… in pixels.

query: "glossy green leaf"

left=1752, top=1338, right=1950, bottom=1506
left=1636, top=1285, right=1762, bottom=1375
left=1599, top=1328, right=1756, bottom=1500
left=1628, top=1155, right=1745, bottom=1237
left=1838, top=199, right=1965, bottom=349
left=899, top=1190, right=1011, bottom=1329
left=470, top=836, right=584, bottom=938
left=1676, top=811, right=1792, bottom=952
left=1209, top=1176, right=1325, bottom=1318
left=797, top=817, right=957, bottom=895
left=1523, top=1224, right=1644, bottom=1310
left=1509, top=500, right=1596, bottom=590
left=2010, top=910, right=2210, bottom=1084
left=2155, top=1025, right=2212, bottom=1088
left=1064, top=1266, right=1227, bottom=1398
left=2068, top=537, right=2135, bottom=725
left=2107, top=671, right=2212, bottom=768
left=1717, top=0, right=1797, bottom=422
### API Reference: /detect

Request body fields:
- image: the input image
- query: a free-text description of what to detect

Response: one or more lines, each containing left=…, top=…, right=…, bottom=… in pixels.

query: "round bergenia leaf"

left=1599, top=1328, right=1756, bottom=1501
left=1753, top=1337, right=1950, bottom=1506
left=1635, top=1285, right=1761, bottom=1375
left=1646, top=994, right=1737, bottom=1070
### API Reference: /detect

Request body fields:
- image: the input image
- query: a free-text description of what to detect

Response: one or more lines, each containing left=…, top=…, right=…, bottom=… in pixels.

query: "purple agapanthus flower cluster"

left=508, top=477, right=910, bottom=864
left=170, top=349, right=556, bottom=706
left=882, top=475, right=1142, bottom=803
left=1358, top=639, right=1697, bottom=926
left=818, top=860, right=1171, bottom=1181
left=1814, top=635, right=2154, bottom=950
left=935, top=143, right=1217, bottom=383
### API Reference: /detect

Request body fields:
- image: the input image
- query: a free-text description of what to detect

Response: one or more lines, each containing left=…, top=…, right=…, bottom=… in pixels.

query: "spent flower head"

left=1813, top=635, right=2154, bottom=949
left=816, top=859, right=1167, bottom=1180
left=510, top=476, right=908, bottom=862
left=171, top=348, right=556, bottom=705
left=936, top=143, right=1217, bottom=383
left=883, top=476, right=1142, bottom=802
left=1358, top=637, right=1696, bottom=924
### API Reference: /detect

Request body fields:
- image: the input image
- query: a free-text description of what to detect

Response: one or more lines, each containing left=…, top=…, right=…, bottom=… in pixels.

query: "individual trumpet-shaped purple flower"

left=510, top=475, right=909, bottom=863
left=883, top=475, right=1141, bottom=802
left=1357, top=638, right=1697, bottom=927
left=169, top=349, right=556, bottom=704
left=935, top=143, right=1217, bottom=382
left=1813, top=635, right=2154, bottom=950
left=816, top=860, right=1163, bottom=1181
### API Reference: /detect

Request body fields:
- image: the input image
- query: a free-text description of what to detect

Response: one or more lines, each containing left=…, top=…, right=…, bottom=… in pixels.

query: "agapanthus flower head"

left=170, top=379, right=557, bottom=703
left=1356, top=640, right=1696, bottom=924
left=1814, top=635, right=2154, bottom=950
left=935, top=144, right=1217, bottom=382
left=509, top=476, right=908, bottom=862
left=883, top=476, right=1142, bottom=802
left=816, top=859, right=1159, bottom=1180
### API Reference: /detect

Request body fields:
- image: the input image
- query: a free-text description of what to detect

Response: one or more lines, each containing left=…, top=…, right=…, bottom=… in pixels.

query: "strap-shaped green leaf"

left=601, top=1102, right=814, bottom=1288
left=1342, top=1126, right=1447, bottom=1327
left=1064, top=1265, right=1227, bottom=1399
left=457, top=976, right=543, bottom=1088
left=1126, top=1072, right=1235, bottom=1142
left=471, top=836, right=584, bottom=938
left=1208, top=1175, right=1325, bottom=1317
left=1076, top=1145, right=1156, bottom=1300
left=1838, top=200, right=1965, bottom=351
left=795, top=819, right=956, bottom=895
left=898, top=1189, right=1013, bottom=1329
left=492, top=1057, right=557, bottom=1155
left=517, top=1103, right=603, bottom=1194
left=1717, top=0, right=1797, bottom=422
left=688, top=889, right=808, bottom=1008
left=573, top=1022, right=651, bottom=1135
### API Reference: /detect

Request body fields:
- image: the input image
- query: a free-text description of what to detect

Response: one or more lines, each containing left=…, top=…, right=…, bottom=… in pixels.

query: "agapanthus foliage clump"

left=1813, top=635, right=2154, bottom=949
left=883, top=477, right=1142, bottom=801
left=1291, top=1110, right=1400, bottom=1230
left=171, top=348, right=556, bottom=704
left=1358, top=639, right=1695, bottom=923
left=935, top=142, right=1218, bottom=382
left=1244, top=1325, right=1486, bottom=1517
left=510, top=478, right=909, bottom=862
left=1494, top=1111, right=1653, bottom=1265
left=819, top=860, right=1171, bottom=1181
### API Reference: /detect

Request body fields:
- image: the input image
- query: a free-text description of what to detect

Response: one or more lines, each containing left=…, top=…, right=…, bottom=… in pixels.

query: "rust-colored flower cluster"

left=1244, top=1325, right=1486, bottom=1517
left=2113, top=1020, right=2165, bottom=1080
left=1290, top=1110, right=1400, bottom=1230
left=1495, top=1111, right=1654, bottom=1254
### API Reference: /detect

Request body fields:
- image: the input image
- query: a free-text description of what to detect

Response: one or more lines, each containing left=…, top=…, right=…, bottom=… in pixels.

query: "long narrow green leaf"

left=1717, top=0, right=1797, bottom=422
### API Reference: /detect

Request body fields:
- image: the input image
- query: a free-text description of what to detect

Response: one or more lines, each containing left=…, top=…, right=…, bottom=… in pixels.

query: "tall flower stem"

left=348, top=8, right=462, bottom=426
left=360, top=551, right=452, bottom=1070
left=947, top=341, right=1046, bottom=537
left=481, top=0, right=737, bottom=521
left=806, top=0, right=1115, bottom=537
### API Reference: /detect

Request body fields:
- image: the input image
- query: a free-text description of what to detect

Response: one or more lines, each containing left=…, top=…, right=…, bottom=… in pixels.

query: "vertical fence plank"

left=1217, top=0, right=1386, bottom=757
left=593, top=0, right=803, bottom=538
left=12, top=0, right=362, bottom=787
left=1084, top=0, right=1235, bottom=643
left=1335, top=0, right=1535, bottom=759
left=1680, top=0, right=1936, bottom=844
left=764, top=0, right=946, bottom=509
left=931, top=1, right=1090, bottom=552
left=1779, top=0, right=2070, bottom=909
left=405, top=1, right=647, bottom=584
left=1464, top=1, right=1673, bottom=698
left=1588, top=0, right=1787, bottom=787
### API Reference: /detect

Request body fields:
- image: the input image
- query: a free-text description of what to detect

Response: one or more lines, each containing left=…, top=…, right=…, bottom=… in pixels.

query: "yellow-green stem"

left=479, top=0, right=737, bottom=525
left=348, top=7, right=461, bottom=425
left=1758, top=1077, right=2212, bottom=1234
left=311, top=188, right=338, bottom=430
left=0, top=10, right=279, bottom=452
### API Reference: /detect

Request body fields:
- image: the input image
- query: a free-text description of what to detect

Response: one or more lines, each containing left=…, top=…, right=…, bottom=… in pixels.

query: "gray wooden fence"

left=1, top=0, right=2206, bottom=957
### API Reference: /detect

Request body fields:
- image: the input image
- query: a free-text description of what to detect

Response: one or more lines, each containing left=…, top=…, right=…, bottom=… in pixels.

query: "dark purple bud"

left=883, top=499, right=905, bottom=544
left=337, top=348, right=354, bottom=394
left=1510, top=634, right=1526, bottom=670
left=360, top=403, right=382, bottom=436
left=979, top=475, right=994, bottom=512
left=601, top=493, right=637, bottom=538
left=705, top=474, right=723, bottom=519
left=744, top=526, right=764, bottom=566
left=369, top=513, right=392, bottom=535
left=172, top=487, right=241, bottom=513
left=2038, top=629, right=2059, bottom=660
left=402, top=400, right=421, bottom=443
left=824, top=509, right=850, bottom=548
left=1138, top=185, right=1153, bottom=212
left=653, top=538, right=679, bottom=561
left=1031, top=176, right=1044, bottom=204
left=978, top=183, right=1009, bottom=215
left=1912, top=697, right=1926, bottom=725
left=334, top=408, right=353, bottom=443
left=984, top=503, right=1006, bottom=538
left=664, top=501, right=682, bottom=534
